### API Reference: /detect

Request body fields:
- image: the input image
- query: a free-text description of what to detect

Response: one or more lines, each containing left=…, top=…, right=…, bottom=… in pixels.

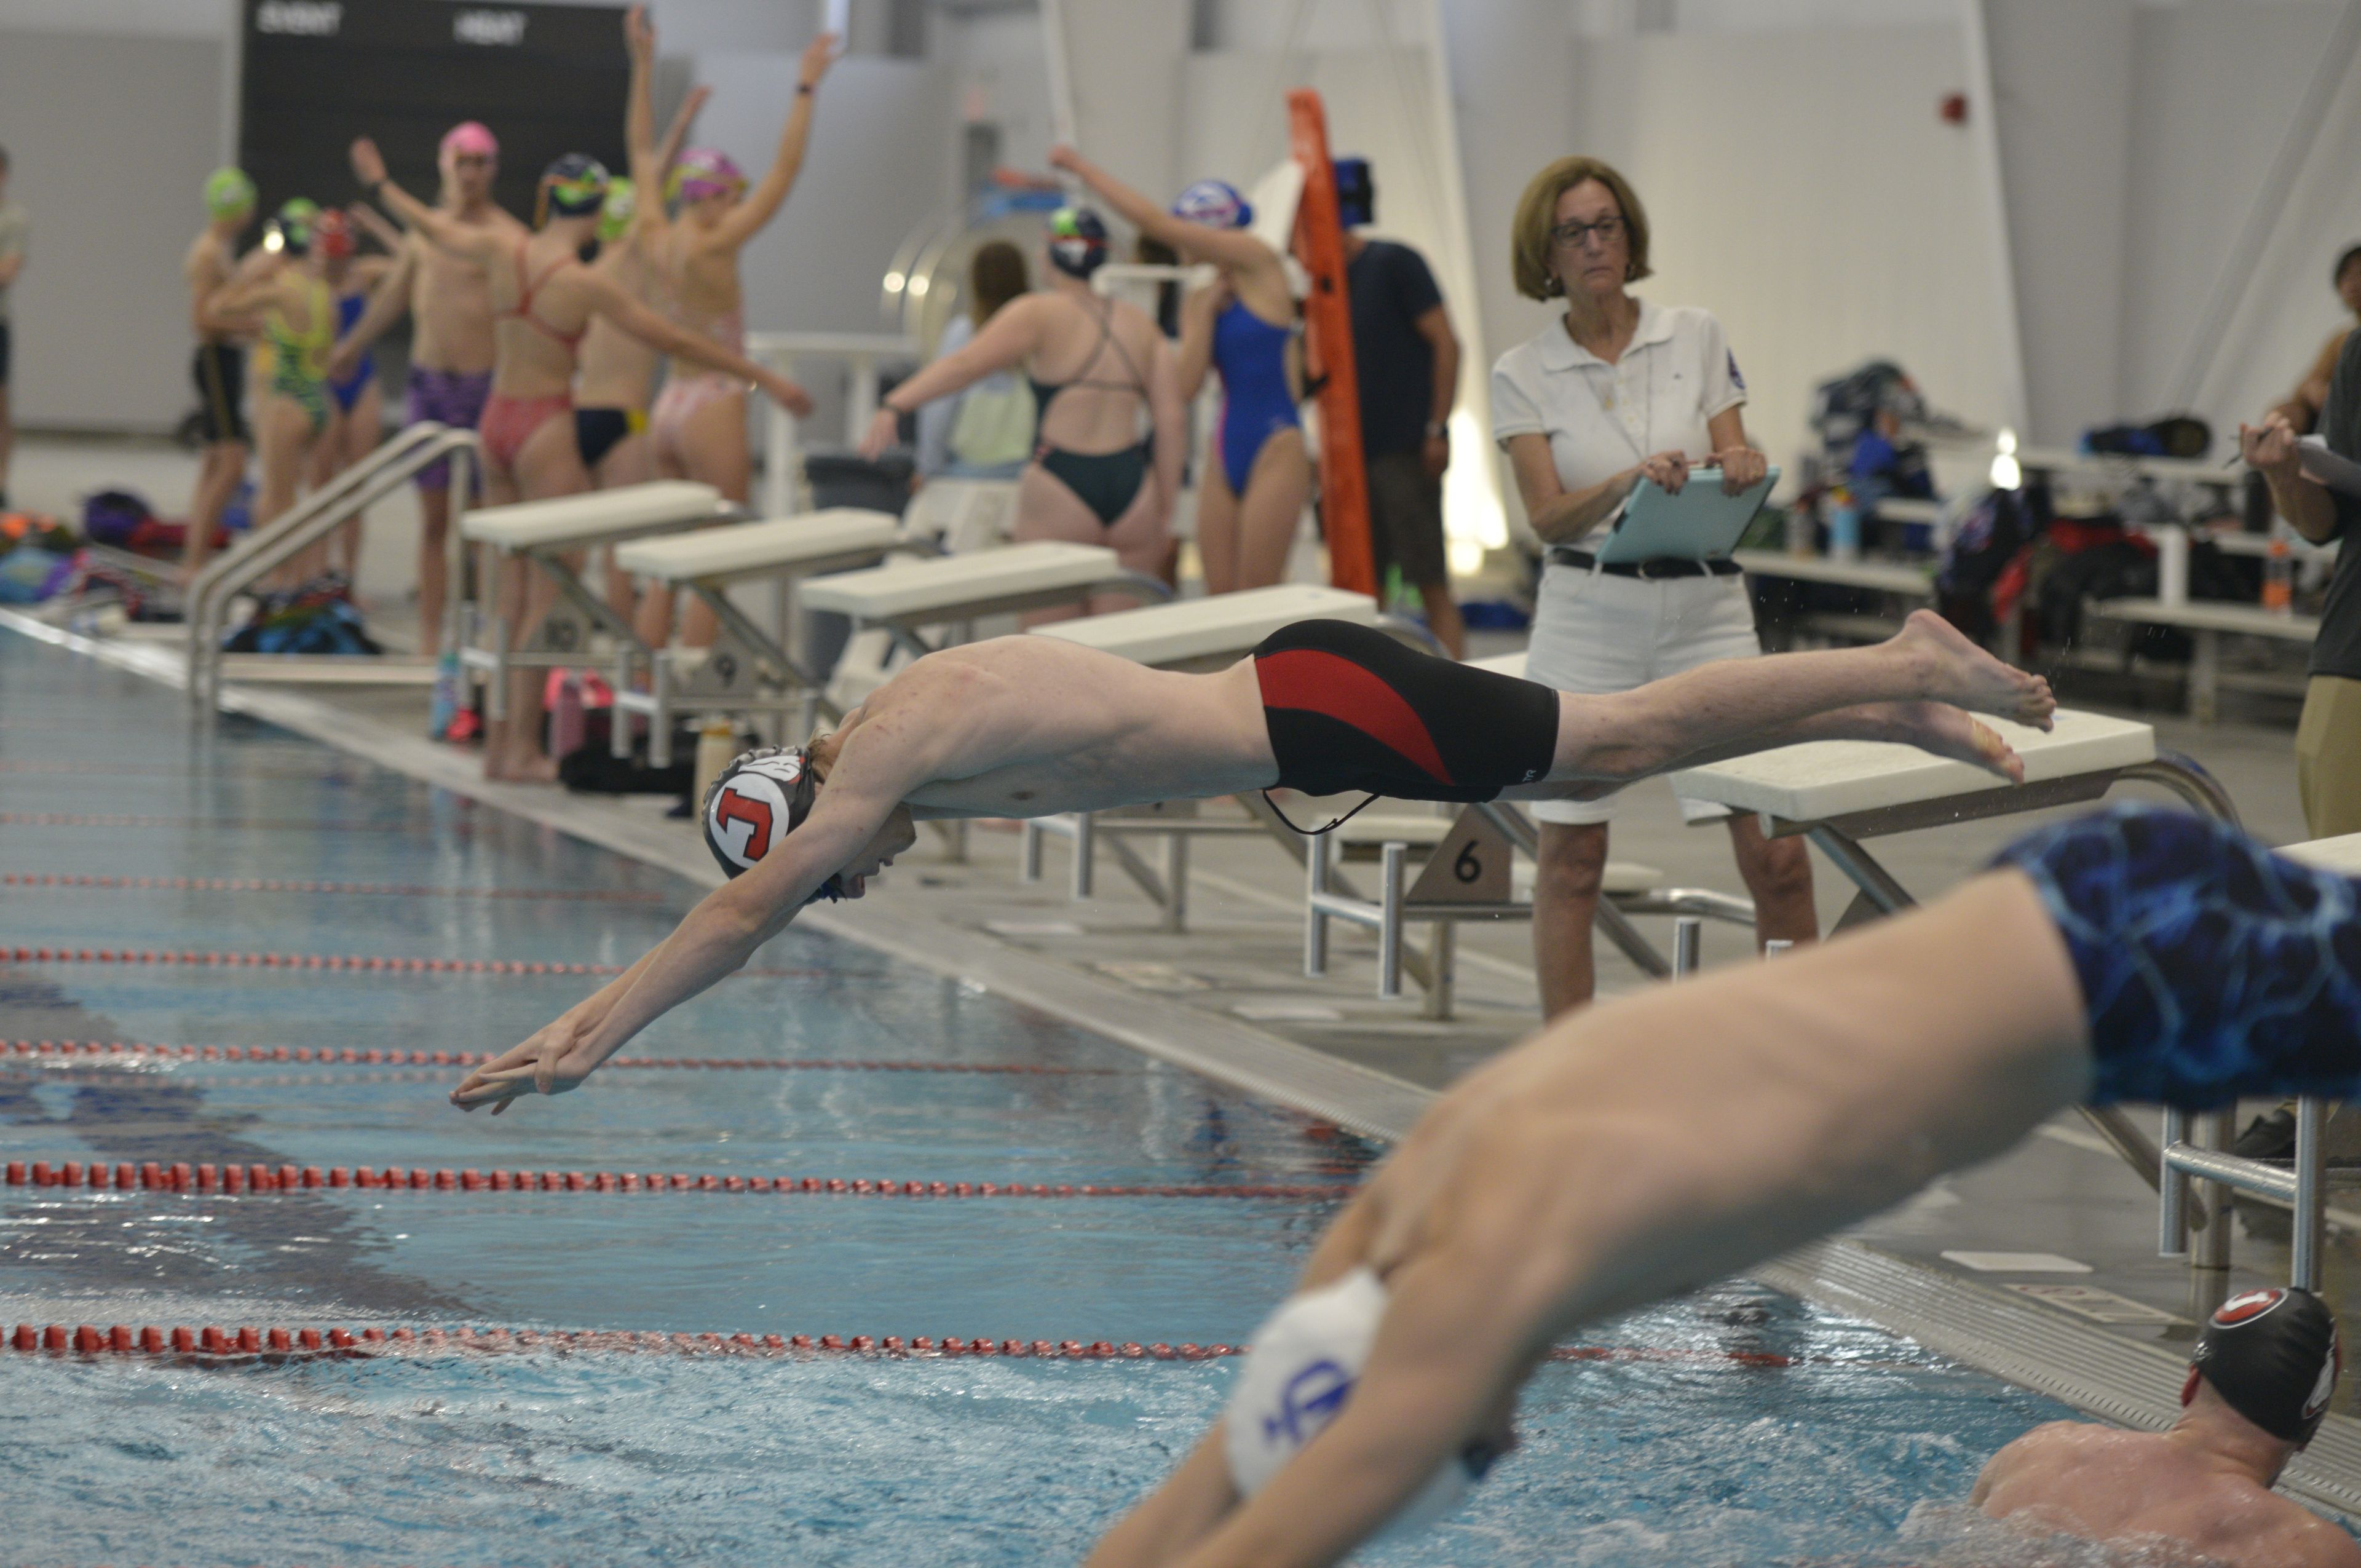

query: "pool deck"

left=9, top=604, right=2361, bottom=1520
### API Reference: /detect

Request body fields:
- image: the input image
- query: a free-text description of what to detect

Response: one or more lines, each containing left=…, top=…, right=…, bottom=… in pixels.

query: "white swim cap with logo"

left=1224, top=1266, right=1479, bottom=1537
left=700, top=746, right=845, bottom=901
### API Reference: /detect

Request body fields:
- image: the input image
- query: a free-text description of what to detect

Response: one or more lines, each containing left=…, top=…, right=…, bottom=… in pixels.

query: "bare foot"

left=1877, top=701, right=2025, bottom=783
left=1891, top=609, right=2055, bottom=730
left=484, top=750, right=561, bottom=784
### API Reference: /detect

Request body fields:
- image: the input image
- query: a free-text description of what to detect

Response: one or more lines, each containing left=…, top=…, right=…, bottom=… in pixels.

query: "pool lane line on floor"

left=4, top=1158, right=1355, bottom=1202
left=2, top=1040, right=1120, bottom=1074
left=0, top=811, right=483, bottom=832
left=2, top=944, right=816, bottom=978
left=2, top=1320, right=1797, bottom=1369
left=2, top=872, right=670, bottom=902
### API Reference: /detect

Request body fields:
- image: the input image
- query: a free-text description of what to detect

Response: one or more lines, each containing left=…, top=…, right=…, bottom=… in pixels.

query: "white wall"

left=0, top=27, right=229, bottom=432
left=1562, top=22, right=2017, bottom=476
left=2119, top=0, right=2359, bottom=437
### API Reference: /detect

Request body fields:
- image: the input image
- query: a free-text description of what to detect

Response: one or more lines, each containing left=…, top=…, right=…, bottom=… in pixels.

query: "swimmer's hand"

left=757, top=368, right=814, bottom=418
left=799, top=30, right=840, bottom=89
left=350, top=137, right=389, bottom=191
left=451, top=1013, right=603, bottom=1115
left=325, top=339, right=363, bottom=385
left=857, top=406, right=900, bottom=461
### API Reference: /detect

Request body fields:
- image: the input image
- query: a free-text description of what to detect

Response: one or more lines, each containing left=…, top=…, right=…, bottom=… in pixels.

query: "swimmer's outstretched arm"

left=453, top=717, right=945, bottom=1114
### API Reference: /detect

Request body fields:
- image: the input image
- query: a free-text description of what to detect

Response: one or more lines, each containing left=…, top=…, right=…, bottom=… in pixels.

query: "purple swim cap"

left=669, top=148, right=746, bottom=204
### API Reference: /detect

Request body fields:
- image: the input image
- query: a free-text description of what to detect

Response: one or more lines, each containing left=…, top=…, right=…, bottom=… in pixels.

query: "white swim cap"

left=1224, top=1266, right=1479, bottom=1536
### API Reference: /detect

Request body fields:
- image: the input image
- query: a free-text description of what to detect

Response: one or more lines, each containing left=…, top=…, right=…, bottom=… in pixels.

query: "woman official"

left=1491, top=156, right=1814, bottom=1017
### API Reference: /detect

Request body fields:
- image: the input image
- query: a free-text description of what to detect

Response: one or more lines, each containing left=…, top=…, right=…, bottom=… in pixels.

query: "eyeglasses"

left=1549, top=215, right=1625, bottom=250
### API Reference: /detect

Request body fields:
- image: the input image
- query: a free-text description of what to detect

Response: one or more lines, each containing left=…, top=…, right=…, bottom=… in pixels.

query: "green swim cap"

left=204, top=167, right=257, bottom=218
left=598, top=177, right=637, bottom=244
left=271, top=197, right=319, bottom=256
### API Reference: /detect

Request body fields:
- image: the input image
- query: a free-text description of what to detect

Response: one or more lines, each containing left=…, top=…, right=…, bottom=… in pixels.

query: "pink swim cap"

left=668, top=147, right=746, bottom=204
left=439, top=122, right=499, bottom=164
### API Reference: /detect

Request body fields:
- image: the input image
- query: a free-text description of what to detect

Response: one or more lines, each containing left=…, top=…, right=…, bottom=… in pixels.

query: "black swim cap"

left=2183, top=1286, right=2341, bottom=1447
left=1048, top=206, right=1109, bottom=280
left=700, top=746, right=844, bottom=902
left=542, top=154, right=611, bottom=219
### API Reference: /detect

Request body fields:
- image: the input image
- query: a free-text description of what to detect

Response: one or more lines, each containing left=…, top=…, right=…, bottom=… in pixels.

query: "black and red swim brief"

left=1251, top=620, right=1559, bottom=806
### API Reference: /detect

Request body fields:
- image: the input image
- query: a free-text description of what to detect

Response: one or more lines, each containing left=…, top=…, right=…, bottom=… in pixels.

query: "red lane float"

left=1, top=1039, right=1115, bottom=1075
left=0, top=871, right=667, bottom=903
left=0, top=1319, right=1793, bottom=1369
left=0, top=812, right=438, bottom=831
left=0, top=1319, right=1243, bottom=1363
left=0, top=946, right=815, bottom=979
left=0, top=1158, right=1355, bottom=1202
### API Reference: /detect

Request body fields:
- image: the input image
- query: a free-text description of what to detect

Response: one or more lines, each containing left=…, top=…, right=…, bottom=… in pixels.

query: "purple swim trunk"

left=406, top=366, right=494, bottom=491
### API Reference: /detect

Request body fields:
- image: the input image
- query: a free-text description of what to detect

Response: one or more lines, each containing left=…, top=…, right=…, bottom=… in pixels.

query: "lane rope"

left=1, top=1040, right=1118, bottom=1075
left=4, top=1158, right=1356, bottom=1202
left=2, top=946, right=815, bottom=979
left=2, top=872, right=668, bottom=903
left=0, top=812, right=449, bottom=832
left=0, top=1320, right=1791, bottom=1369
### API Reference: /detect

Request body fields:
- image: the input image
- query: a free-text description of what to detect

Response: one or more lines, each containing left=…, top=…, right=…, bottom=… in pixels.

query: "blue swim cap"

left=1173, top=179, right=1252, bottom=230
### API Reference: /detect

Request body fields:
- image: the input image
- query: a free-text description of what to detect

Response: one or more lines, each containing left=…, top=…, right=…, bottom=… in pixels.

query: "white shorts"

left=1524, top=563, right=1765, bottom=826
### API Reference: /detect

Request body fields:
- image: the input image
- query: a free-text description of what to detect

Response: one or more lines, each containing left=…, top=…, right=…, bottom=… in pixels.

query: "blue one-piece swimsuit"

left=1992, top=804, right=2361, bottom=1107
left=1212, top=299, right=1299, bottom=495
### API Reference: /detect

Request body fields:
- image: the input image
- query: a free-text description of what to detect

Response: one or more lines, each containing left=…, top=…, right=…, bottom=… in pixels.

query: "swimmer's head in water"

left=701, top=746, right=846, bottom=903
left=669, top=148, right=746, bottom=208
left=1173, top=179, right=1252, bottom=231
left=1332, top=157, right=1373, bottom=229
left=312, top=208, right=355, bottom=263
left=598, top=178, right=638, bottom=245
left=1046, top=206, right=1109, bottom=280
left=2183, top=1286, right=2341, bottom=1447
left=540, top=154, right=611, bottom=221
left=1225, top=1267, right=1505, bottom=1536
left=204, top=166, right=256, bottom=220
left=269, top=197, right=319, bottom=257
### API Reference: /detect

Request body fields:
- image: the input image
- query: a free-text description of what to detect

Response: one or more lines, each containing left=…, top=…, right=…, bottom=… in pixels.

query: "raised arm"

left=710, top=31, right=837, bottom=251
left=578, top=264, right=814, bottom=415
left=350, top=138, right=496, bottom=260
left=622, top=4, right=706, bottom=226
left=1050, top=145, right=1276, bottom=275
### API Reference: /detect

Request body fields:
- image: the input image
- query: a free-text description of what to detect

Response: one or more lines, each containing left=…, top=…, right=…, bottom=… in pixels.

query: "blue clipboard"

left=1592, top=465, right=1779, bottom=564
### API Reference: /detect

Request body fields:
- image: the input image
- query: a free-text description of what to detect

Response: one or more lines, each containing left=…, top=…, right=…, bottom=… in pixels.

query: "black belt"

left=1548, top=548, right=1742, bottom=580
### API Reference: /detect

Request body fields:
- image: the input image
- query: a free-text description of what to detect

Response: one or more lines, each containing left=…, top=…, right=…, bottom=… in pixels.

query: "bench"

left=2086, top=597, right=2319, bottom=723
left=607, top=508, right=913, bottom=765
left=905, top=478, right=1019, bottom=553
left=1733, top=548, right=1937, bottom=648
left=456, top=481, right=740, bottom=722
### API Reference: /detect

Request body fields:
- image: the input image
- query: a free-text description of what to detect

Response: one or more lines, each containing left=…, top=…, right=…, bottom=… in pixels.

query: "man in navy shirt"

left=1339, top=157, right=1465, bottom=655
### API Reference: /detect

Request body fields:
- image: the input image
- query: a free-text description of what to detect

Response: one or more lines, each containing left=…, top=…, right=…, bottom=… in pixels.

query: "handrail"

left=186, top=423, right=480, bottom=710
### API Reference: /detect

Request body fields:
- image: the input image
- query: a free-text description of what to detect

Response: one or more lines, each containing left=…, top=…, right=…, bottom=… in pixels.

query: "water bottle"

left=1828, top=488, right=1861, bottom=561
left=2264, top=525, right=2294, bottom=616
left=1784, top=501, right=1813, bottom=557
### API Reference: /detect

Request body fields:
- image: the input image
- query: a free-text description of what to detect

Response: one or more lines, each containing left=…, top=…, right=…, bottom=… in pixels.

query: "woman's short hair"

left=968, top=240, right=1030, bottom=326
left=1510, top=156, right=1651, bottom=301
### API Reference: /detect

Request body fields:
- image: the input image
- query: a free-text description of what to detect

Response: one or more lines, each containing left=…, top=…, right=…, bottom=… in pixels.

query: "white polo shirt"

left=1489, top=300, right=1746, bottom=545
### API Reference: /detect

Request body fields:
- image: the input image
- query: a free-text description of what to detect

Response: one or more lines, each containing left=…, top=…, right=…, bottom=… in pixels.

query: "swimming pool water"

left=0, top=632, right=2084, bottom=1566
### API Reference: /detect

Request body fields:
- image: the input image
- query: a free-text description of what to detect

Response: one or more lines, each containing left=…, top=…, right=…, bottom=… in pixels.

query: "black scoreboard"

left=240, top=0, right=628, bottom=227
